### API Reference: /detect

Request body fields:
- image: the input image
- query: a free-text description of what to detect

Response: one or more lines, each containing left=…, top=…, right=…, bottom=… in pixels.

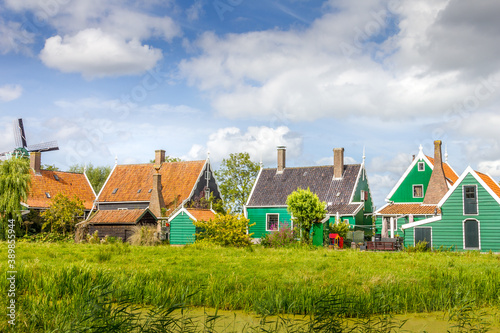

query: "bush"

left=261, top=224, right=296, bottom=248
left=19, top=232, right=74, bottom=243
left=329, top=220, right=350, bottom=239
left=128, top=226, right=160, bottom=246
left=87, top=230, right=100, bottom=244
left=405, top=241, right=431, bottom=252
left=194, top=213, right=254, bottom=247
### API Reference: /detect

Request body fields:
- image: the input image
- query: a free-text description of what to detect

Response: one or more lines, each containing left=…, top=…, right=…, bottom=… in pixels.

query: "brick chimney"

left=333, top=148, right=344, bottom=179
left=149, top=170, right=166, bottom=218
left=155, top=150, right=165, bottom=166
left=277, top=146, right=286, bottom=173
left=423, top=140, right=449, bottom=204
left=30, top=152, right=41, bottom=175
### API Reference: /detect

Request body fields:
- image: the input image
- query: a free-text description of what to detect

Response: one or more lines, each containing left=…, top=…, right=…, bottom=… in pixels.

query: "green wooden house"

left=245, top=147, right=374, bottom=245
left=168, top=208, right=216, bottom=245
left=375, top=142, right=458, bottom=238
left=401, top=166, right=500, bottom=252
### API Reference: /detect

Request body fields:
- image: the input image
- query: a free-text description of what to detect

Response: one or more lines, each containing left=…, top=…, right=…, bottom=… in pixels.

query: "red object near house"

left=329, top=233, right=344, bottom=249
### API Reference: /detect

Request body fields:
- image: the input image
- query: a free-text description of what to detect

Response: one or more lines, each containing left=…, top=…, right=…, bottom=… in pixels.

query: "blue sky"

left=1, top=0, right=500, bottom=208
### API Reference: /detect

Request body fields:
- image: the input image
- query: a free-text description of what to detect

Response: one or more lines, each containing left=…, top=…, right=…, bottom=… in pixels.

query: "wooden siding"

left=353, top=167, right=374, bottom=215
left=389, top=159, right=432, bottom=203
left=247, top=207, right=292, bottom=239
left=170, top=211, right=196, bottom=245
left=98, top=202, right=149, bottom=210
left=405, top=174, right=500, bottom=252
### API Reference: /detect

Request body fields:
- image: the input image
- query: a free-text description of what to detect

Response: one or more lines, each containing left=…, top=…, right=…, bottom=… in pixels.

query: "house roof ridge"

left=262, top=164, right=361, bottom=171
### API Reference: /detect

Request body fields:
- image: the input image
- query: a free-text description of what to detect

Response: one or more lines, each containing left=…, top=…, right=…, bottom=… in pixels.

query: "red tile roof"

left=378, top=203, right=441, bottom=215
left=476, top=171, right=500, bottom=199
left=426, top=156, right=459, bottom=185
left=87, top=209, right=153, bottom=224
left=187, top=209, right=215, bottom=221
left=26, top=170, right=95, bottom=210
left=98, top=161, right=206, bottom=208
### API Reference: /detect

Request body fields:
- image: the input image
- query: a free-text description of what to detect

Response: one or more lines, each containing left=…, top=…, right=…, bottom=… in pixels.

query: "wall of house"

left=189, top=164, right=222, bottom=205
left=389, top=159, right=432, bottom=203
left=404, top=174, right=500, bottom=252
left=88, top=224, right=135, bottom=241
left=170, top=211, right=196, bottom=245
left=247, top=207, right=292, bottom=239
left=352, top=167, right=374, bottom=215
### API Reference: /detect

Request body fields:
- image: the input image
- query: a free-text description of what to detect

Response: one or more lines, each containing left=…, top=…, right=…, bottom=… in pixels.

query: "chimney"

left=423, top=140, right=449, bottom=204
left=277, top=146, right=286, bottom=173
left=155, top=150, right=165, bottom=166
left=333, top=148, right=344, bottom=179
left=149, top=171, right=166, bottom=218
left=30, top=152, right=41, bottom=175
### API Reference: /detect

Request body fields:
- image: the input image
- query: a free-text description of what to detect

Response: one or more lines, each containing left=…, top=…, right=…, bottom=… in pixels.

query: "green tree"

left=194, top=213, right=254, bottom=247
left=286, top=188, right=326, bottom=243
left=215, top=152, right=260, bottom=213
left=41, top=193, right=84, bottom=235
left=149, top=156, right=182, bottom=163
left=42, top=164, right=60, bottom=171
left=0, top=158, right=31, bottom=239
left=68, top=163, right=112, bottom=194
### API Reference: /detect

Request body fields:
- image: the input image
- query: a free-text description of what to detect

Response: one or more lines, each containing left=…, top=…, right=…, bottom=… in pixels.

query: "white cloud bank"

left=40, top=29, right=163, bottom=79
left=0, top=84, right=23, bottom=102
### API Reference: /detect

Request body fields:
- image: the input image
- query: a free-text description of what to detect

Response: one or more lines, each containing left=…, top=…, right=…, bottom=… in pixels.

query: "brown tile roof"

left=426, top=156, right=459, bottom=185
left=26, top=169, right=95, bottom=210
left=247, top=165, right=361, bottom=215
left=476, top=171, right=500, bottom=199
left=98, top=161, right=206, bottom=208
left=378, top=203, right=441, bottom=215
left=87, top=209, right=154, bottom=224
left=187, top=209, right=215, bottom=221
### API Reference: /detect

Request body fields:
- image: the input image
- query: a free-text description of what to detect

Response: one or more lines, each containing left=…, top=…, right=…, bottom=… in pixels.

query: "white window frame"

left=360, top=190, right=366, bottom=202
left=462, top=218, right=481, bottom=250
left=266, top=213, right=280, bottom=231
left=462, top=184, right=479, bottom=216
left=418, top=162, right=425, bottom=171
left=413, top=184, right=424, bottom=198
left=413, top=226, right=432, bottom=248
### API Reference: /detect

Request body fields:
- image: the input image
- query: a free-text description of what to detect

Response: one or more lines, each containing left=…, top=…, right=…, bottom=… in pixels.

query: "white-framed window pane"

left=413, top=185, right=423, bottom=198
left=266, top=214, right=279, bottom=231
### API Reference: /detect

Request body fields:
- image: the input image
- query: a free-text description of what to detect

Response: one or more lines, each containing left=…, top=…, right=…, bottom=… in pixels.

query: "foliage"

left=41, top=193, right=85, bottom=235
left=19, top=231, right=75, bottom=243
left=149, top=155, right=182, bottom=164
left=194, top=213, right=254, bottom=247
left=87, top=230, right=101, bottom=244
left=68, top=163, right=112, bottom=194
left=42, top=164, right=60, bottom=171
left=128, top=226, right=160, bottom=246
left=21, top=210, right=44, bottom=235
left=0, top=157, right=31, bottom=239
left=187, top=192, right=225, bottom=215
left=261, top=223, right=296, bottom=248
left=286, top=187, right=326, bottom=243
left=214, top=152, right=260, bottom=213
left=329, top=220, right=350, bottom=240
left=405, top=241, right=431, bottom=253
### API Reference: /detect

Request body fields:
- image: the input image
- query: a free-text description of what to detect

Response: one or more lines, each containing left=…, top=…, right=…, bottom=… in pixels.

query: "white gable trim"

left=401, top=215, right=442, bottom=230
left=349, top=165, right=363, bottom=203
left=187, top=159, right=209, bottom=202
left=438, top=166, right=500, bottom=207
left=168, top=207, right=195, bottom=222
left=385, top=148, right=431, bottom=201
left=245, top=167, right=264, bottom=207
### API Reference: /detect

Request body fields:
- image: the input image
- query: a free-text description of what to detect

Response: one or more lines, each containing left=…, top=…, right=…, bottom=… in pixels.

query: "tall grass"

left=1, top=242, right=500, bottom=331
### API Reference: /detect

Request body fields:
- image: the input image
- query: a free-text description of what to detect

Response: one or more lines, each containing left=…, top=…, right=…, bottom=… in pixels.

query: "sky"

left=1, top=0, right=499, bottom=208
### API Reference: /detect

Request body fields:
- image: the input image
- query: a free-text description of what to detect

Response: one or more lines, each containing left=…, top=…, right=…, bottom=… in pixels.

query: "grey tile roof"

left=247, top=164, right=362, bottom=215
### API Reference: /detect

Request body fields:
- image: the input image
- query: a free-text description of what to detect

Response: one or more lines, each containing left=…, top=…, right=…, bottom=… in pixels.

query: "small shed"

left=168, top=208, right=216, bottom=245
left=87, top=209, right=157, bottom=241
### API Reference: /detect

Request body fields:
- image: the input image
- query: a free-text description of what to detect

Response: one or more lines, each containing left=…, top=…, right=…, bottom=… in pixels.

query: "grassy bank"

left=2, top=242, right=500, bottom=331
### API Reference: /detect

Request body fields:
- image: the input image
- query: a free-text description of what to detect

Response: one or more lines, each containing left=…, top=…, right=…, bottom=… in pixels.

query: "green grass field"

left=2, top=242, right=500, bottom=332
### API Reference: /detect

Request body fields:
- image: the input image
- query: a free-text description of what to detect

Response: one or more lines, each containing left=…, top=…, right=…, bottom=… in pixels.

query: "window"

left=463, top=219, right=480, bottom=249
left=148, top=189, right=152, bottom=193
left=413, top=185, right=424, bottom=198
left=463, top=185, right=478, bottom=215
left=204, top=188, right=210, bottom=200
left=112, top=188, right=119, bottom=194
left=418, top=162, right=425, bottom=171
left=45, top=192, right=51, bottom=198
left=137, top=189, right=142, bottom=193
left=266, top=214, right=279, bottom=231
left=53, top=174, right=60, bottom=181
left=360, top=190, right=365, bottom=202
left=205, top=171, right=211, bottom=180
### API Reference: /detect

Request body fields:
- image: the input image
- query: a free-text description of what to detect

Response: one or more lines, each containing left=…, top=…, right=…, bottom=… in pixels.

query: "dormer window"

left=53, top=174, right=60, bottom=181
left=137, top=189, right=142, bottom=193
left=148, top=189, right=152, bottom=193
left=112, top=188, right=119, bottom=194
left=45, top=192, right=51, bottom=198
left=418, top=162, right=425, bottom=171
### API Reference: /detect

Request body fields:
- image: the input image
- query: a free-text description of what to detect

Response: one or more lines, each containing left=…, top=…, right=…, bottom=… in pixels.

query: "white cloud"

left=478, top=161, right=500, bottom=178
left=179, top=0, right=500, bottom=122
left=186, top=1, right=204, bottom=21
left=0, top=84, right=23, bottom=102
left=183, top=126, right=303, bottom=164
left=0, top=19, right=35, bottom=54
left=39, top=28, right=163, bottom=78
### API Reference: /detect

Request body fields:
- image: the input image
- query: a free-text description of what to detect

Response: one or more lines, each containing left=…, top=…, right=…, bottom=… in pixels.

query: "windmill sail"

left=27, top=141, right=59, bottom=152
left=14, top=118, right=28, bottom=148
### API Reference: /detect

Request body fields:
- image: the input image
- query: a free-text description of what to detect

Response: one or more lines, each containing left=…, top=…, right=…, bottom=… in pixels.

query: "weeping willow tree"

left=0, top=158, right=31, bottom=239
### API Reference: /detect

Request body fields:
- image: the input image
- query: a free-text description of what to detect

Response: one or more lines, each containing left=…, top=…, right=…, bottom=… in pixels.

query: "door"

left=464, top=219, right=479, bottom=249
left=414, top=227, right=431, bottom=248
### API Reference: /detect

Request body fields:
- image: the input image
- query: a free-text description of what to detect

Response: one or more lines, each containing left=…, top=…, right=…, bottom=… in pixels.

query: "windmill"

left=0, top=118, right=59, bottom=160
